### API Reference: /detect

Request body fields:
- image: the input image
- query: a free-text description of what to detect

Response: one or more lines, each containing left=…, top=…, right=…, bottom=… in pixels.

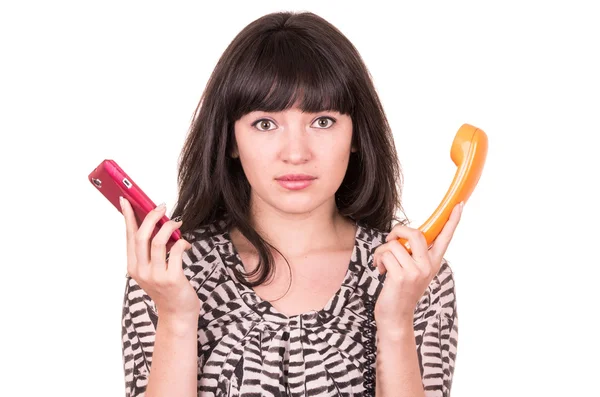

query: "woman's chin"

left=272, top=195, right=324, bottom=214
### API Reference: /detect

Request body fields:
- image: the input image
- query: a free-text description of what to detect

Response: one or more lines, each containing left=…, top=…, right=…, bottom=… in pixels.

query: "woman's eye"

left=251, top=116, right=336, bottom=131
left=252, top=119, right=277, bottom=132
left=312, top=116, right=335, bottom=129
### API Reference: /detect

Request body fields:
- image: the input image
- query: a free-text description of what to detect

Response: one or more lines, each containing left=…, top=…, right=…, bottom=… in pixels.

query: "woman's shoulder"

left=179, top=217, right=231, bottom=278
left=355, top=221, right=390, bottom=253
left=181, top=217, right=229, bottom=245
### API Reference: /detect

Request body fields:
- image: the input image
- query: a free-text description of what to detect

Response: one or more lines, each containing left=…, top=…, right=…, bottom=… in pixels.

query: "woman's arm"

left=376, top=321, right=427, bottom=397
left=145, top=313, right=199, bottom=397
left=376, top=263, right=458, bottom=397
left=121, top=277, right=199, bottom=397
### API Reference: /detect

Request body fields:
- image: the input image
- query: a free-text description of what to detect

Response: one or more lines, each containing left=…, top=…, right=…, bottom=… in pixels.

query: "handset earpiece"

left=399, top=124, right=488, bottom=254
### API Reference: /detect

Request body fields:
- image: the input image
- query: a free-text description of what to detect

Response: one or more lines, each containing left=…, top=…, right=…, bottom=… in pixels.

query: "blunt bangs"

left=225, top=31, right=356, bottom=121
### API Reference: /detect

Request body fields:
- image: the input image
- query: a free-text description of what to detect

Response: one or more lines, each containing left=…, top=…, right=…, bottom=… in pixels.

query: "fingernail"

left=154, top=202, right=166, bottom=211
left=172, top=215, right=182, bottom=223
left=119, top=196, right=124, bottom=210
left=459, top=201, right=464, bottom=213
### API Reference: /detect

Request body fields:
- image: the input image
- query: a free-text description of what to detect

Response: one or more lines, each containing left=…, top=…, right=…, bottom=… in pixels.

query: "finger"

left=385, top=225, right=429, bottom=269
left=135, top=203, right=167, bottom=266
left=150, top=218, right=184, bottom=268
left=120, top=196, right=139, bottom=237
left=378, top=242, right=418, bottom=279
left=430, top=202, right=463, bottom=263
left=372, top=246, right=390, bottom=273
left=378, top=251, right=400, bottom=278
left=120, top=197, right=138, bottom=274
left=373, top=239, right=418, bottom=276
left=387, top=239, right=423, bottom=276
left=166, top=239, right=192, bottom=278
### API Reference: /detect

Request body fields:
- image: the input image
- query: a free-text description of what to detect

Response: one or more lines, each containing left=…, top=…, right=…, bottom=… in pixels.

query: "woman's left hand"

left=372, top=202, right=463, bottom=334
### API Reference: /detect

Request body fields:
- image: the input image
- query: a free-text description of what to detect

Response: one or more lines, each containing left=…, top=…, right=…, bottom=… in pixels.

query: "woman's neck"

left=229, top=211, right=356, bottom=259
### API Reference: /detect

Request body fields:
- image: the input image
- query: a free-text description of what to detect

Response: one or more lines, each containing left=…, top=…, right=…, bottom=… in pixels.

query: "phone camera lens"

left=92, top=178, right=102, bottom=187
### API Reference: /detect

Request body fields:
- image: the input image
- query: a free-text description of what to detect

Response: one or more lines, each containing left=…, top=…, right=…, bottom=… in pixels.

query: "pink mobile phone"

left=88, top=159, right=181, bottom=253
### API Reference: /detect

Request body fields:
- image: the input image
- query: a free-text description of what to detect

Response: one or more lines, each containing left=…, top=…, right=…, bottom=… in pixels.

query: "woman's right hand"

left=120, top=197, right=201, bottom=322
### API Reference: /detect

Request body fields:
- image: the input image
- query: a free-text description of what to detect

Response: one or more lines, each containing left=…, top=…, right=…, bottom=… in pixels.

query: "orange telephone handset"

left=399, top=124, right=488, bottom=254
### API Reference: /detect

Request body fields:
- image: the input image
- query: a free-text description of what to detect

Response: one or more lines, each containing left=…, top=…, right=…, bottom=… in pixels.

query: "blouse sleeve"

left=121, top=276, right=156, bottom=397
left=412, top=260, right=459, bottom=397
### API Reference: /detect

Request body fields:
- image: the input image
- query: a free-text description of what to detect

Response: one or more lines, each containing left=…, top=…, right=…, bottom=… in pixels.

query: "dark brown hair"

left=172, top=11, right=407, bottom=287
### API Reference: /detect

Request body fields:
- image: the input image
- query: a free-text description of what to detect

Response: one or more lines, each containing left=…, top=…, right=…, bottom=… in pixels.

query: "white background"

left=1, top=1, right=598, bottom=396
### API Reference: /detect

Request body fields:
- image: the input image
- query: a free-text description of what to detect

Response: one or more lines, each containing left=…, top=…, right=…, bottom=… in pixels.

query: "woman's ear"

left=230, top=141, right=239, bottom=158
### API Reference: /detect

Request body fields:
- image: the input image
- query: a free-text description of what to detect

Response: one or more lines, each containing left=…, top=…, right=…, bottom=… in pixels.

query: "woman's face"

left=232, top=104, right=355, bottom=216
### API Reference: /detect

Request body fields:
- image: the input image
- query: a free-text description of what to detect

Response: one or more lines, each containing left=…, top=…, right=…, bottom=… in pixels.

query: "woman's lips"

left=275, top=174, right=316, bottom=190
left=276, top=179, right=314, bottom=190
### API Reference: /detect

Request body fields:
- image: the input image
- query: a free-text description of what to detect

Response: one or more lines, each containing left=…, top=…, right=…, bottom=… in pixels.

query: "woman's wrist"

left=157, top=312, right=199, bottom=337
left=376, top=317, right=414, bottom=341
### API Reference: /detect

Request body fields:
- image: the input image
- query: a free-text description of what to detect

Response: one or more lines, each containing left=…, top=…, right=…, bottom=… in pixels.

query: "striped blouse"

left=121, top=218, right=458, bottom=396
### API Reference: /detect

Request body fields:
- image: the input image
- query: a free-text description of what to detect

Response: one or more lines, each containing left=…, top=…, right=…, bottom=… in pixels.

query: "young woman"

left=120, top=11, right=461, bottom=397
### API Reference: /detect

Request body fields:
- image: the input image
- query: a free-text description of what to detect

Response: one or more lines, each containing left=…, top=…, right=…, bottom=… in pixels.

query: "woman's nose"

left=280, top=126, right=312, bottom=164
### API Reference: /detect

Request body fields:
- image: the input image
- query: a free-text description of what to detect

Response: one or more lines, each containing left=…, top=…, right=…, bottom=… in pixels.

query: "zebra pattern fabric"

left=121, top=218, right=458, bottom=396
